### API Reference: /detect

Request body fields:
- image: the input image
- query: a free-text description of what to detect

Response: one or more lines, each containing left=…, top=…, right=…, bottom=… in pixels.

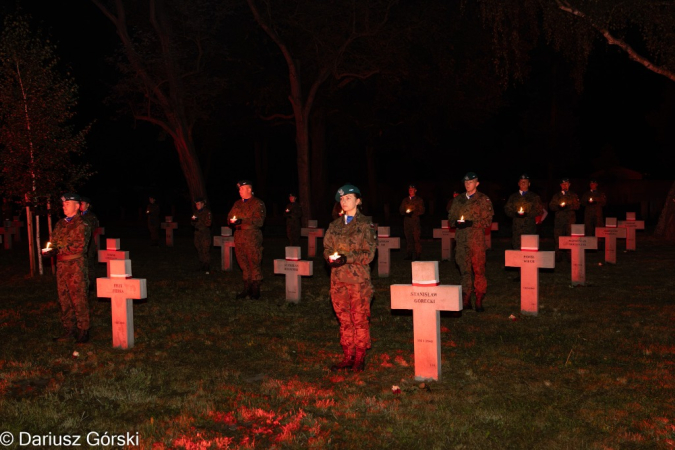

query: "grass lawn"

left=1, top=227, right=674, bottom=449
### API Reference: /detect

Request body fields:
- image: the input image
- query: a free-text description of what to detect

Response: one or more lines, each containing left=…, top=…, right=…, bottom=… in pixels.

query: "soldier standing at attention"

left=228, top=180, right=266, bottom=300
left=43, top=193, right=92, bottom=344
left=581, top=179, right=606, bottom=237
left=284, top=193, right=302, bottom=246
left=448, top=172, right=494, bottom=313
left=399, top=184, right=425, bottom=260
left=504, top=174, right=543, bottom=250
left=79, top=196, right=100, bottom=295
left=549, top=178, right=580, bottom=262
left=324, top=184, right=377, bottom=373
left=191, top=197, right=212, bottom=274
left=146, top=195, right=160, bottom=246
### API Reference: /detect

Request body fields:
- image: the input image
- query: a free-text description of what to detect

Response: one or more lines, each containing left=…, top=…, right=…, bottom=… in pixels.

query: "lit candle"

left=285, top=209, right=290, bottom=213
left=560, top=202, right=566, bottom=207
left=191, top=215, right=197, bottom=220
left=406, top=209, right=411, bottom=213
left=518, top=207, right=524, bottom=215
left=457, top=215, right=465, bottom=223
left=339, top=210, right=344, bottom=216
left=589, top=197, right=594, bottom=203
left=230, top=215, right=237, bottom=222
left=329, top=251, right=340, bottom=261
left=46, top=242, right=52, bottom=249
left=146, top=210, right=150, bottom=214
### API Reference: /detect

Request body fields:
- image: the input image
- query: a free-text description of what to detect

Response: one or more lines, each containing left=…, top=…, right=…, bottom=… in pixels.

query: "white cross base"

left=390, top=261, right=462, bottom=381
left=559, top=224, right=597, bottom=286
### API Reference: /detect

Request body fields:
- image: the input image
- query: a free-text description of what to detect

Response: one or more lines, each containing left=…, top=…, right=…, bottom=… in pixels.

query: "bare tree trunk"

left=36, top=213, right=43, bottom=275
left=654, top=180, right=675, bottom=241
left=25, top=203, right=35, bottom=277
left=310, top=107, right=327, bottom=222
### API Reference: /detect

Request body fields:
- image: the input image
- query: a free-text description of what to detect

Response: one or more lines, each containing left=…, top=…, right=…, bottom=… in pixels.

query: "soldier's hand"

left=191, top=215, right=198, bottom=223
left=230, top=218, right=242, bottom=226
left=455, top=220, right=473, bottom=229
left=328, top=254, right=347, bottom=267
left=41, top=248, right=56, bottom=258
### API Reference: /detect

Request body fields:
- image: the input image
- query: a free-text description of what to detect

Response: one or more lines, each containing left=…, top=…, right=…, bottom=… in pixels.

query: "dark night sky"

left=8, top=1, right=675, bottom=221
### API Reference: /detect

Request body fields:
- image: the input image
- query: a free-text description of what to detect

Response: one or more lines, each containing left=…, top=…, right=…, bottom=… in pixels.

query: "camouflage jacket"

left=581, top=190, right=607, bottom=208
left=399, top=196, right=425, bottom=218
left=52, top=214, right=90, bottom=259
left=146, top=203, right=160, bottom=226
left=323, top=211, right=377, bottom=284
left=228, top=196, right=266, bottom=230
left=284, top=202, right=302, bottom=222
left=448, top=191, right=494, bottom=229
left=504, top=191, right=543, bottom=219
left=192, top=207, right=212, bottom=233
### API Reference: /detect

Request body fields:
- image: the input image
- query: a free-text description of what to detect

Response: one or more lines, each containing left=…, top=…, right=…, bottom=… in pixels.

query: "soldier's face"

left=149, top=197, right=155, bottom=204
left=63, top=200, right=79, bottom=217
left=408, top=187, right=416, bottom=197
left=239, top=185, right=252, bottom=200
left=590, top=182, right=598, bottom=190
left=464, top=179, right=479, bottom=195
left=560, top=182, right=570, bottom=191
left=79, top=202, right=90, bottom=212
left=340, top=194, right=360, bottom=215
left=289, top=195, right=296, bottom=203
left=518, top=179, right=530, bottom=191
left=195, top=201, right=204, bottom=210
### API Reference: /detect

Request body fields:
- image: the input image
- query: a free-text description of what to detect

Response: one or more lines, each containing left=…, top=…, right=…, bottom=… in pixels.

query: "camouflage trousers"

left=194, top=231, right=211, bottom=265
left=455, top=229, right=487, bottom=296
left=330, top=279, right=373, bottom=350
left=553, top=222, right=573, bottom=251
left=403, top=219, right=422, bottom=255
left=287, top=224, right=301, bottom=247
left=87, top=254, right=97, bottom=294
left=584, top=214, right=603, bottom=237
left=235, top=243, right=263, bottom=281
left=57, top=258, right=90, bottom=331
left=511, top=217, right=537, bottom=249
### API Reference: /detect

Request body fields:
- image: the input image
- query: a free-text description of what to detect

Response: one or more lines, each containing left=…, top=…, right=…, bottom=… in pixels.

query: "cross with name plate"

left=432, top=220, right=456, bottom=261
left=618, top=212, right=644, bottom=251
left=213, top=227, right=235, bottom=271
left=301, top=220, right=324, bottom=257
left=273, top=247, right=313, bottom=303
left=161, top=216, right=178, bottom=247
left=596, top=218, right=626, bottom=264
left=98, top=239, right=130, bottom=277
left=377, top=226, right=400, bottom=277
left=559, top=224, right=597, bottom=286
left=505, top=235, right=555, bottom=316
left=390, top=261, right=462, bottom=381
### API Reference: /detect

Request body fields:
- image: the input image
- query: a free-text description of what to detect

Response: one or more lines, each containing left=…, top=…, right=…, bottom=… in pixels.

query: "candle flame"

left=406, top=209, right=411, bottom=213
left=560, top=202, right=566, bottom=207
left=589, top=197, right=593, bottom=202
left=518, top=207, right=524, bottom=213
left=460, top=215, right=464, bottom=220
left=46, top=242, right=51, bottom=249
left=231, top=215, right=237, bottom=221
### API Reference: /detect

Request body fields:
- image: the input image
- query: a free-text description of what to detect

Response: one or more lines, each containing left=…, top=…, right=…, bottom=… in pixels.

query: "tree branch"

left=557, top=0, right=675, bottom=83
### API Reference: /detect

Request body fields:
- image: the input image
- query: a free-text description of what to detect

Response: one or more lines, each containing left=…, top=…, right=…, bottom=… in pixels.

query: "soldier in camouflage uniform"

left=146, top=196, right=160, bottom=246
left=191, top=197, right=212, bottom=274
left=399, top=184, right=425, bottom=260
left=504, top=174, right=543, bottom=249
left=448, top=172, right=494, bottom=313
left=79, top=196, right=100, bottom=295
left=44, top=193, right=92, bottom=344
left=284, top=193, right=302, bottom=246
left=324, top=184, right=377, bottom=373
left=228, top=180, right=266, bottom=299
left=549, top=178, right=580, bottom=262
left=581, top=179, right=607, bottom=237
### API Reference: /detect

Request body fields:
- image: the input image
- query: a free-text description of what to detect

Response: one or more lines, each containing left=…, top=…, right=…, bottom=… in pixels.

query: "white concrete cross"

left=273, top=247, right=313, bottom=303
left=98, top=238, right=130, bottom=277
left=96, top=259, right=147, bottom=349
left=484, top=222, right=499, bottom=249
left=596, top=218, right=627, bottom=264
left=161, top=216, right=178, bottom=247
left=301, top=219, right=325, bottom=258
left=93, top=227, right=105, bottom=251
left=618, top=212, right=644, bottom=251
left=432, top=220, right=456, bottom=261
left=559, top=224, right=597, bottom=286
left=11, top=216, right=24, bottom=242
left=377, top=226, right=400, bottom=277
left=505, top=235, right=555, bottom=316
left=390, top=261, right=462, bottom=381
left=213, top=227, right=235, bottom=271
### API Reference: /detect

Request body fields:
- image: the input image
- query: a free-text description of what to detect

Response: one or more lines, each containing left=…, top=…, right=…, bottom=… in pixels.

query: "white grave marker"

left=484, top=222, right=499, bottom=249
left=596, top=218, right=626, bottom=264
left=97, top=259, right=147, bottom=349
left=432, top=220, right=456, bottom=261
left=377, top=226, right=400, bottom=277
left=161, top=216, right=178, bottom=247
left=618, top=212, right=644, bottom=251
left=213, top=227, right=235, bottom=271
left=301, top=219, right=325, bottom=258
left=273, top=247, right=313, bottom=303
left=505, top=235, right=555, bottom=316
left=559, top=224, right=597, bottom=286
left=98, top=238, right=129, bottom=277
left=390, top=261, right=462, bottom=381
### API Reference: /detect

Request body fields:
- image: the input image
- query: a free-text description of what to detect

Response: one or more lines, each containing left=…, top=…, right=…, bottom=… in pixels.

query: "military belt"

left=57, top=253, right=84, bottom=262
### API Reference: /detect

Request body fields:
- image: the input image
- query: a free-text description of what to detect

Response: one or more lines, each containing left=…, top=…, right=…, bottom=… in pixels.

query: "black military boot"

left=353, top=348, right=367, bottom=373
left=53, top=327, right=77, bottom=342
left=236, top=282, right=250, bottom=299
left=75, top=328, right=90, bottom=344
left=475, top=293, right=485, bottom=313
left=250, top=281, right=261, bottom=300
left=463, top=292, right=473, bottom=311
left=331, top=346, right=355, bottom=371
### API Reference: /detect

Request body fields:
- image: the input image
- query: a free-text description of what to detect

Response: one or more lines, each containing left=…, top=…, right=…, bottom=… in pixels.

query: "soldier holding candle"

left=549, top=178, right=580, bottom=262
left=581, top=179, right=606, bottom=237
left=192, top=197, right=212, bottom=274
left=284, top=193, right=302, bottom=246
left=44, top=193, right=92, bottom=343
left=448, top=172, right=494, bottom=313
left=228, top=180, right=266, bottom=299
left=324, top=184, right=377, bottom=372
left=399, top=184, right=425, bottom=260
left=504, top=174, right=543, bottom=250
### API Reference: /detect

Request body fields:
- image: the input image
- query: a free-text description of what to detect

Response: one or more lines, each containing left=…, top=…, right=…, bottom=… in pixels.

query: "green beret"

left=61, top=192, right=81, bottom=202
left=335, top=184, right=361, bottom=202
left=463, top=172, right=478, bottom=181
